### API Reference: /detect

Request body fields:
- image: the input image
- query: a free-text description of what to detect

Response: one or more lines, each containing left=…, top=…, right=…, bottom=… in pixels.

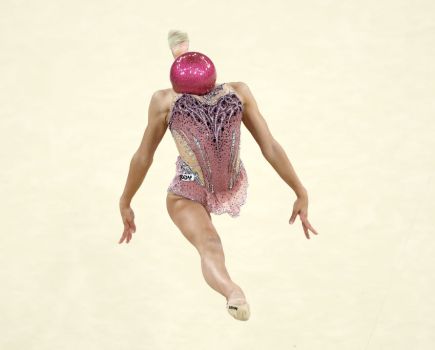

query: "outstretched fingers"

left=289, top=211, right=297, bottom=225
left=290, top=210, right=319, bottom=240
left=119, top=218, right=136, bottom=244
left=301, top=215, right=319, bottom=239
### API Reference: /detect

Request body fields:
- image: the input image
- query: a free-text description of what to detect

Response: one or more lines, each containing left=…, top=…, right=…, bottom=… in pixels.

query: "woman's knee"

left=198, top=229, right=222, bottom=255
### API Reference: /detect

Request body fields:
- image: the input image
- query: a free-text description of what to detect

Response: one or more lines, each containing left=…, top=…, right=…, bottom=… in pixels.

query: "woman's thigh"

left=166, top=192, right=220, bottom=250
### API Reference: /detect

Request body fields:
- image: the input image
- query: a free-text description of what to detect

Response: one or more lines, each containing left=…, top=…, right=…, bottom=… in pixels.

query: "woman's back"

left=166, top=82, right=248, bottom=217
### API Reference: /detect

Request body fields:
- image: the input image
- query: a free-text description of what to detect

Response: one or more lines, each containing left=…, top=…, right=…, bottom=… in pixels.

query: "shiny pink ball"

left=170, top=51, right=217, bottom=95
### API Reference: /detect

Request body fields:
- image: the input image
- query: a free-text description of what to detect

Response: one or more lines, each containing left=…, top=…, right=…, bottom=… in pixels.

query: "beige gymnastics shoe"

left=226, top=298, right=251, bottom=321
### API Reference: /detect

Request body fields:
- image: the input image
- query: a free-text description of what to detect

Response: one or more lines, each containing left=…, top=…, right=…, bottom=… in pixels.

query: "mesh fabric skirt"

left=167, top=156, right=248, bottom=218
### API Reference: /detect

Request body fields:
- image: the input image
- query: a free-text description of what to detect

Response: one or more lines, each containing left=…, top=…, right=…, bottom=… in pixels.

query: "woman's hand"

left=289, top=194, right=319, bottom=240
left=119, top=202, right=136, bottom=244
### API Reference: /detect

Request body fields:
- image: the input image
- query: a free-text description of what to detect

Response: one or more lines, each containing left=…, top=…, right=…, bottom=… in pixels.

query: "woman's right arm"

left=119, top=89, right=169, bottom=207
left=118, top=90, right=169, bottom=244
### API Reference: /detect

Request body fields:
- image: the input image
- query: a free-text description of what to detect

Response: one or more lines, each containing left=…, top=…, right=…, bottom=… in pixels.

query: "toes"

left=226, top=302, right=250, bottom=321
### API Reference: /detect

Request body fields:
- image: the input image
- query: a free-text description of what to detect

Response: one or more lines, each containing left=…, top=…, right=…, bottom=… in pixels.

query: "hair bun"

left=168, top=29, right=189, bottom=51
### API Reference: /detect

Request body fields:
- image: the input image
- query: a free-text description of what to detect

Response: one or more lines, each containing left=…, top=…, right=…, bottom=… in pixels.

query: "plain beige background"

left=1, top=0, right=434, bottom=349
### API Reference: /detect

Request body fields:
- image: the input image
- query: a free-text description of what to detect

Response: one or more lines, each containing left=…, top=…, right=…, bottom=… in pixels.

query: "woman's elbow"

left=261, top=138, right=278, bottom=158
left=133, top=151, right=153, bottom=165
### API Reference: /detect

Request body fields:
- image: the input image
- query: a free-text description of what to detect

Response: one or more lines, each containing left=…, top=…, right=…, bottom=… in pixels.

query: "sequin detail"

left=167, top=83, right=248, bottom=217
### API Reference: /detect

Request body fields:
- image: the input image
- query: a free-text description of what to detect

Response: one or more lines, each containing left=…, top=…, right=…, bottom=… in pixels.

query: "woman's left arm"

left=236, top=82, right=319, bottom=239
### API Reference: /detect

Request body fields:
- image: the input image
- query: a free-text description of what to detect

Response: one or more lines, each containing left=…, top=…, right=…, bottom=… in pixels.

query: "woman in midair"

left=118, top=30, right=319, bottom=321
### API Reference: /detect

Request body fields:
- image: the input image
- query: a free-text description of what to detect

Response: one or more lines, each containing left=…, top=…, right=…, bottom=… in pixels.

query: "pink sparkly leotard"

left=166, top=83, right=248, bottom=217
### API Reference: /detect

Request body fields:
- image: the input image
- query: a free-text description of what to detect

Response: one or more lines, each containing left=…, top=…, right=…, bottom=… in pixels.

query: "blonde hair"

left=167, top=29, right=189, bottom=50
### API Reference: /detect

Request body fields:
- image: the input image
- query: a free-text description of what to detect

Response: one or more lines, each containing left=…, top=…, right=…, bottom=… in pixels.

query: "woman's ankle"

left=226, top=286, right=246, bottom=303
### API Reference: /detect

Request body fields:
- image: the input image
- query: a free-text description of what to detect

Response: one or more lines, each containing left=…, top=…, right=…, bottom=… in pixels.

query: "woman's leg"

left=166, top=192, right=247, bottom=303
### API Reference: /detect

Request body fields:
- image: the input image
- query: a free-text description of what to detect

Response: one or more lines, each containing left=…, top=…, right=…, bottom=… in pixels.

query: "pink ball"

left=170, top=51, right=217, bottom=95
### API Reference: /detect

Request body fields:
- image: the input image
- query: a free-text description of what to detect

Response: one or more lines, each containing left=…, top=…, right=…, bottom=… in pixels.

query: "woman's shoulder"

left=227, top=81, right=250, bottom=92
left=145, top=89, right=178, bottom=126
left=226, top=81, right=248, bottom=106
